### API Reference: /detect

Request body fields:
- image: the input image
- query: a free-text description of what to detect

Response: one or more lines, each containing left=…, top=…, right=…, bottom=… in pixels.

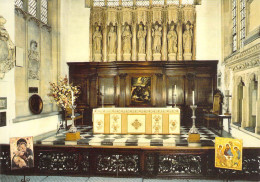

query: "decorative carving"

left=96, top=154, right=139, bottom=174
left=132, top=119, right=142, bottom=130
left=152, top=7, right=162, bottom=24
left=107, top=9, right=117, bottom=26
left=182, top=5, right=195, bottom=24
left=167, top=6, right=179, bottom=24
left=152, top=24, right=162, bottom=54
left=92, top=9, right=104, bottom=26
left=158, top=155, right=202, bottom=174
left=28, top=40, right=40, bottom=80
left=137, top=9, right=148, bottom=25
left=122, top=25, right=132, bottom=54
left=122, top=9, right=132, bottom=25
left=137, top=24, right=147, bottom=54
left=38, top=151, right=79, bottom=172
left=0, top=15, right=15, bottom=79
left=167, top=24, right=178, bottom=54
left=145, top=154, right=156, bottom=175
left=231, top=58, right=260, bottom=71
left=108, top=26, right=117, bottom=53
left=183, top=23, right=193, bottom=60
left=93, top=26, right=102, bottom=54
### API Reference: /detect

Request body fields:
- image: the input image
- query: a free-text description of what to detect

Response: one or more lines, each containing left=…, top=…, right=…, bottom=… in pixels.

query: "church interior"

left=0, top=0, right=260, bottom=181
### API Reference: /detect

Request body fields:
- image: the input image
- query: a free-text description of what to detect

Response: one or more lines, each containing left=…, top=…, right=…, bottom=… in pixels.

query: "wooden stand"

left=65, top=131, right=81, bottom=141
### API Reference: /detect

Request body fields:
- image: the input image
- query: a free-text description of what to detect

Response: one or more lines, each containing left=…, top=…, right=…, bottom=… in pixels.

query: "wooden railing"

left=0, top=144, right=259, bottom=180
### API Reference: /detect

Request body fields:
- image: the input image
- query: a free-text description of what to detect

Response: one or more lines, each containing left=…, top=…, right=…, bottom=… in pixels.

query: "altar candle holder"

left=189, top=105, right=199, bottom=134
left=69, top=104, right=77, bottom=133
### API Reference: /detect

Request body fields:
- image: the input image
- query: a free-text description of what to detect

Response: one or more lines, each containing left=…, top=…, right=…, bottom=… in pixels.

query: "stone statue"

left=28, top=40, right=40, bottom=80
left=93, top=26, right=102, bottom=54
left=167, top=25, right=178, bottom=54
left=108, top=26, right=117, bottom=54
left=152, top=25, right=162, bottom=54
left=137, top=24, right=147, bottom=54
left=0, top=15, right=15, bottom=79
left=122, top=25, right=132, bottom=54
left=183, top=23, right=193, bottom=54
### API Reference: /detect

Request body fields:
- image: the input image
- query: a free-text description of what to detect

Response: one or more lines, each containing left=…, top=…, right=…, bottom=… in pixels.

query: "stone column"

left=102, top=25, right=107, bottom=62
left=162, top=22, right=167, bottom=61
left=256, top=74, right=260, bottom=134
left=132, top=24, right=137, bottom=61
left=232, top=78, right=238, bottom=124
left=117, top=25, right=122, bottom=61
left=177, top=22, right=183, bottom=61
left=146, top=23, right=152, bottom=61
left=241, top=82, right=247, bottom=128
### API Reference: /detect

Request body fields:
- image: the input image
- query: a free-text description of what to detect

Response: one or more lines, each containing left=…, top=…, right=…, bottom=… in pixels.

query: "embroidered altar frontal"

left=93, top=108, right=180, bottom=134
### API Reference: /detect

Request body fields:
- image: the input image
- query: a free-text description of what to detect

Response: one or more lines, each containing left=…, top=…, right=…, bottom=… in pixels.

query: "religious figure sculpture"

left=137, top=24, right=147, bottom=54
left=152, top=25, right=162, bottom=54
left=183, top=23, right=193, bottom=60
left=108, top=26, right=117, bottom=54
left=0, top=15, right=15, bottom=79
left=167, top=25, right=178, bottom=54
left=93, top=26, right=102, bottom=54
left=28, top=40, right=40, bottom=80
left=122, top=25, right=132, bottom=54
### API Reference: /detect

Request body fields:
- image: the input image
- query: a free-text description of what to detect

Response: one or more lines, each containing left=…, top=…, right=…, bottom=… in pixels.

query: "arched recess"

left=248, top=74, right=258, bottom=132
left=236, top=77, right=244, bottom=126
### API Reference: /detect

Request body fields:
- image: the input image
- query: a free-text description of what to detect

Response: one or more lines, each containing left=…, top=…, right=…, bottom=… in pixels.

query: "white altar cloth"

left=93, top=108, right=180, bottom=134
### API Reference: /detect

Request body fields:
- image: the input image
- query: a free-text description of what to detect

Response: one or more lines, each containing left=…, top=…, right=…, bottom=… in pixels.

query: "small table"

left=218, top=115, right=231, bottom=134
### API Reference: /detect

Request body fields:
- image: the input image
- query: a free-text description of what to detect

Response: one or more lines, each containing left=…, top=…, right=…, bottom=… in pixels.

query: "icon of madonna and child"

left=215, top=137, right=242, bottom=170
left=10, top=136, right=34, bottom=170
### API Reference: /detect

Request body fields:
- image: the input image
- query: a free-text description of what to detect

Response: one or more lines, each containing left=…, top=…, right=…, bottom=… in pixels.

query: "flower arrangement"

left=49, top=76, right=81, bottom=109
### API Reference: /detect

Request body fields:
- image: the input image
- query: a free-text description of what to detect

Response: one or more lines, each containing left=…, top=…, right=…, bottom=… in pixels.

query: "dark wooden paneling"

left=68, top=61, right=218, bottom=126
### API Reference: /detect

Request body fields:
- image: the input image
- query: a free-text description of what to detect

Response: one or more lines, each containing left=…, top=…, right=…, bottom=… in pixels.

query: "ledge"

left=13, top=111, right=60, bottom=123
left=231, top=123, right=260, bottom=140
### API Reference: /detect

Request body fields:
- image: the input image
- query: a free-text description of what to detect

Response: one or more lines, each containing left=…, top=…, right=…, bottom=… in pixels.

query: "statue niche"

left=183, top=23, right=193, bottom=60
left=28, top=40, right=40, bottom=80
left=93, top=25, right=102, bottom=62
left=122, top=25, right=132, bottom=61
left=108, top=25, right=117, bottom=61
left=137, top=23, right=147, bottom=61
left=152, top=24, right=162, bottom=61
left=167, top=24, right=178, bottom=61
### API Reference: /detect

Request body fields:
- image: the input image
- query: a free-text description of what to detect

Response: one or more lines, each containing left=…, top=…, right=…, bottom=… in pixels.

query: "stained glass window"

left=122, top=0, right=134, bottom=7
left=107, top=0, right=119, bottom=7
left=41, top=0, right=48, bottom=24
left=15, top=0, right=24, bottom=9
left=93, top=0, right=105, bottom=6
left=136, top=0, right=150, bottom=6
left=167, top=0, right=179, bottom=5
left=153, top=0, right=164, bottom=5
left=240, top=0, right=246, bottom=48
left=28, top=0, right=37, bottom=17
left=232, top=0, right=237, bottom=52
left=182, top=0, right=194, bottom=5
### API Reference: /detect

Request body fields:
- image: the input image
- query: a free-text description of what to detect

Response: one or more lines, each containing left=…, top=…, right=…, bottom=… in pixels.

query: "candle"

left=174, top=85, right=177, bottom=95
left=102, top=85, right=105, bottom=95
left=71, top=90, right=74, bottom=105
left=192, top=91, right=195, bottom=105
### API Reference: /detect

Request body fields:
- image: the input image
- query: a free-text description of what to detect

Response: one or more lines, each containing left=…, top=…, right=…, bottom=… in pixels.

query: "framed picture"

left=10, top=136, right=34, bottom=170
left=131, top=77, right=151, bottom=105
left=215, top=137, right=243, bottom=170
left=0, top=97, right=7, bottom=109
left=0, top=112, right=6, bottom=127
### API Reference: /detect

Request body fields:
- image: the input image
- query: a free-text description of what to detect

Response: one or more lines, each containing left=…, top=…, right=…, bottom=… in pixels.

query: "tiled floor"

left=0, top=175, right=244, bottom=182
left=35, top=126, right=220, bottom=147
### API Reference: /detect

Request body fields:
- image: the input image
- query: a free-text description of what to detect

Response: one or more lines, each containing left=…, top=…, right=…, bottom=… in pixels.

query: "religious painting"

left=10, top=136, right=34, bottom=170
left=215, top=137, right=243, bottom=170
left=131, top=77, right=151, bottom=105
left=0, top=97, right=7, bottom=109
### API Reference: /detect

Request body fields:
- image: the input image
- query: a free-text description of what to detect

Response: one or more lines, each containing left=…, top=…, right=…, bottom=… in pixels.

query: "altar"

left=93, top=108, right=180, bottom=134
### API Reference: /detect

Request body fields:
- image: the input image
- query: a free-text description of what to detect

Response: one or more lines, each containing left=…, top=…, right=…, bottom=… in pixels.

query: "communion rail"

left=0, top=144, right=259, bottom=180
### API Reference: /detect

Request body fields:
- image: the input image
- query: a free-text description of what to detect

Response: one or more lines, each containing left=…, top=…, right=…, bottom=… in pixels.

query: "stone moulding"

left=0, top=15, right=15, bottom=79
